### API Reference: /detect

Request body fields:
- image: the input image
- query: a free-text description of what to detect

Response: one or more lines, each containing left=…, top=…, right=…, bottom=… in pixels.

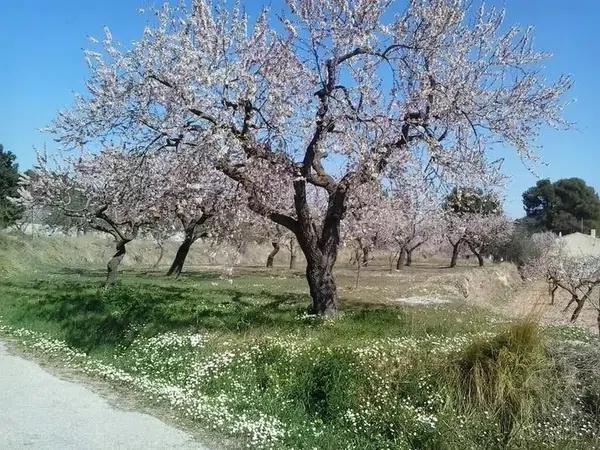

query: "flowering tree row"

left=17, top=149, right=252, bottom=283
left=523, top=236, right=600, bottom=332
left=27, top=0, right=568, bottom=314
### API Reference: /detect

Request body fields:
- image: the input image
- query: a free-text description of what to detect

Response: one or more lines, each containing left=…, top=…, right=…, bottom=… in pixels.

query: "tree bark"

left=569, top=287, right=594, bottom=323
left=152, top=241, right=164, bottom=268
left=571, top=299, right=586, bottom=322
left=406, top=242, right=424, bottom=267
left=549, top=282, right=558, bottom=305
left=288, top=237, right=297, bottom=270
left=306, top=258, right=338, bottom=315
left=467, top=242, right=485, bottom=267
left=292, top=179, right=345, bottom=316
left=354, top=247, right=362, bottom=288
left=167, top=214, right=211, bottom=277
left=405, top=249, right=413, bottom=267
left=362, top=246, right=370, bottom=267
left=266, top=241, right=280, bottom=268
left=396, top=247, right=406, bottom=270
left=106, top=239, right=128, bottom=286
left=167, top=236, right=195, bottom=277
left=450, top=241, right=462, bottom=268
left=563, top=294, right=578, bottom=313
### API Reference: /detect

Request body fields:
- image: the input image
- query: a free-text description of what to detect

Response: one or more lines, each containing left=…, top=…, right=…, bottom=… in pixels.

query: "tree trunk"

left=167, top=236, right=195, bottom=277
left=450, top=241, right=461, bottom=268
left=388, top=251, right=397, bottom=273
left=167, top=214, right=210, bottom=277
left=152, top=242, right=164, bottom=268
left=467, top=242, right=485, bottom=267
left=570, top=287, right=593, bottom=322
left=355, top=247, right=362, bottom=288
left=405, top=249, right=413, bottom=267
left=571, top=299, right=586, bottom=322
left=291, top=179, right=345, bottom=316
left=549, top=282, right=558, bottom=305
left=306, top=259, right=338, bottom=315
left=564, top=295, right=578, bottom=313
left=106, top=240, right=128, bottom=286
left=362, top=247, right=370, bottom=267
left=289, top=237, right=297, bottom=270
left=475, top=252, right=484, bottom=267
left=396, top=247, right=406, bottom=270
left=266, top=241, right=280, bottom=268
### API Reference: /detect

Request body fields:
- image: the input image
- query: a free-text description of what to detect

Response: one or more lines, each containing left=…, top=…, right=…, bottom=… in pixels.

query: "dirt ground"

left=293, top=257, right=600, bottom=334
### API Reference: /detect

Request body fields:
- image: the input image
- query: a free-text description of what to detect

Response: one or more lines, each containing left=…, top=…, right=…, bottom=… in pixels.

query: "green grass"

left=1, top=267, right=599, bottom=449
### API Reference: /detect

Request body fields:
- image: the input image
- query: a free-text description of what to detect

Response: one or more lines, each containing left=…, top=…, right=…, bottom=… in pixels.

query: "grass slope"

left=1, top=265, right=599, bottom=449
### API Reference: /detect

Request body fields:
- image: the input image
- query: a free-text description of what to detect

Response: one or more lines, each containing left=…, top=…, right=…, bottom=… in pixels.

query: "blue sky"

left=1, top=0, right=599, bottom=217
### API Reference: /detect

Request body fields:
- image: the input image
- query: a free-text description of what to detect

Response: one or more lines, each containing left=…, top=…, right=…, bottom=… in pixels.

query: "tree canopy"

left=444, top=187, right=501, bottom=215
left=27, top=0, right=569, bottom=315
left=522, top=178, right=600, bottom=235
left=0, top=144, right=22, bottom=228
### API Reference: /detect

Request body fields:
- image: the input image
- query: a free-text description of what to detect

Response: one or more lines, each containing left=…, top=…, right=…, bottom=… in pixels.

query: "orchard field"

left=2, top=0, right=600, bottom=449
left=1, top=233, right=599, bottom=449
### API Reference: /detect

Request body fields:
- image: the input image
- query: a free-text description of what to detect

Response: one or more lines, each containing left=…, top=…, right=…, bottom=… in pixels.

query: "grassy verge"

left=1, top=269, right=599, bottom=449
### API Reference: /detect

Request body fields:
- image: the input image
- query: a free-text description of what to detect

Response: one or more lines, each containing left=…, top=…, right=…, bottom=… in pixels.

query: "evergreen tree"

left=0, top=144, right=22, bottom=228
left=522, top=178, right=600, bottom=234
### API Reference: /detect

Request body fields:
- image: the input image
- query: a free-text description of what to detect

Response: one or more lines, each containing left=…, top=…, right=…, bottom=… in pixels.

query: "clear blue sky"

left=1, top=1, right=599, bottom=217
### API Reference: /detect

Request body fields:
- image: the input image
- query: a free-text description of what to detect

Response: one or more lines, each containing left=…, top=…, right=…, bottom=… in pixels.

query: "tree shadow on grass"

left=23, top=281, right=310, bottom=352
left=53, top=267, right=107, bottom=278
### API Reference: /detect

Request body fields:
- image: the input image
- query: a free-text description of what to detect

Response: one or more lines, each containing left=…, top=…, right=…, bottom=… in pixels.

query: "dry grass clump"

left=451, top=321, right=558, bottom=440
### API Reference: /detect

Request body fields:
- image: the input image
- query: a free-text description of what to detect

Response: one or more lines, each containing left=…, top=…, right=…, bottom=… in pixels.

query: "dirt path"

left=0, top=341, right=207, bottom=450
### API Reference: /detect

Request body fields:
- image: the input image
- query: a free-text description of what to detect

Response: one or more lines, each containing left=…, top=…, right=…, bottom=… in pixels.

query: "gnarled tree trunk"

left=152, top=241, right=164, bottom=268
left=106, top=239, right=128, bottom=286
left=167, top=214, right=210, bottom=277
left=306, top=258, right=338, bottom=315
left=405, top=249, right=413, bottom=267
left=450, top=240, right=462, bottom=268
left=167, top=235, right=196, bottom=277
left=405, top=242, right=423, bottom=267
left=266, top=241, right=280, bottom=268
left=467, top=242, right=485, bottom=267
left=362, top=246, right=370, bottom=267
left=396, top=247, right=406, bottom=270
left=292, top=180, right=346, bottom=316
left=288, top=237, right=297, bottom=270
left=570, top=287, right=594, bottom=323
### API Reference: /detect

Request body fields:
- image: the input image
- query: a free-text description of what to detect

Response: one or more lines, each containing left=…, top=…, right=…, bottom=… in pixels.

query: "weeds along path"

left=0, top=340, right=205, bottom=450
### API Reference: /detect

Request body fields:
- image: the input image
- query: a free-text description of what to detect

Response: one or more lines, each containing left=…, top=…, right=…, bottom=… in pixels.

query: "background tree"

left=386, top=175, right=443, bottom=269
left=522, top=178, right=600, bottom=235
left=18, top=151, right=160, bottom=285
left=443, top=187, right=505, bottom=267
left=523, top=240, right=600, bottom=332
left=0, top=144, right=23, bottom=228
left=152, top=150, right=246, bottom=278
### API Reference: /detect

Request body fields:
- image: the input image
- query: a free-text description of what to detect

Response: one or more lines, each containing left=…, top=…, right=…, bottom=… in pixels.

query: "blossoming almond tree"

left=443, top=187, right=509, bottom=267
left=264, top=224, right=300, bottom=269
left=385, top=173, right=444, bottom=269
left=524, top=239, right=600, bottom=331
left=152, top=150, right=248, bottom=277
left=50, top=0, right=570, bottom=315
left=343, top=182, right=388, bottom=269
left=462, top=213, right=514, bottom=266
left=18, top=150, right=162, bottom=285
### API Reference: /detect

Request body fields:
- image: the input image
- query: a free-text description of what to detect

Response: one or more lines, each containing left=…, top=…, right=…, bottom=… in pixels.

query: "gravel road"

left=0, top=341, right=207, bottom=450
